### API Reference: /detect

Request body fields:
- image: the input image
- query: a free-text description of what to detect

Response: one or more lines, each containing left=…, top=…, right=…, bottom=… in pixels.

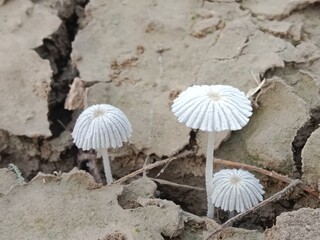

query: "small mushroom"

left=211, top=169, right=264, bottom=213
left=72, top=104, right=132, bottom=184
left=171, top=85, right=252, bottom=218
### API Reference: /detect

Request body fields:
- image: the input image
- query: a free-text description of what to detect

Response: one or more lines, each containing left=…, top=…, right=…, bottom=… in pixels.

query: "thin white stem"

left=101, top=148, right=113, bottom=184
left=206, top=131, right=215, bottom=218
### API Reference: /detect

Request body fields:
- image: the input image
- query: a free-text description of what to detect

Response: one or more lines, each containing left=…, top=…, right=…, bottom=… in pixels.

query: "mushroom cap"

left=171, top=85, right=252, bottom=132
left=211, top=169, right=264, bottom=213
left=71, top=104, right=132, bottom=150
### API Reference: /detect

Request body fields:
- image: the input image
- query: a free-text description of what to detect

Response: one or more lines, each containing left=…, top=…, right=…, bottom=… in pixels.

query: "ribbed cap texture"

left=211, top=169, right=264, bottom=213
left=171, top=85, right=252, bottom=132
left=72, top=104, right=132, bottom=150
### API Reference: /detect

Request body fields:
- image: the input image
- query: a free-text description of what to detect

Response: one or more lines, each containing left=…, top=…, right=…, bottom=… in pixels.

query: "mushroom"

left=72, top=104, right=132, bottom=184
left=171, top=85, right=252, bottom=218
left=211, top=169, right=264, bottom=213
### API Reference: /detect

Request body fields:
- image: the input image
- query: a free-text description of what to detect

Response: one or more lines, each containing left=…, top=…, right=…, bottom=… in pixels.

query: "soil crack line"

left=34, top=0, right=90, bottom=137
left=292, top=107, right=320, bottom=176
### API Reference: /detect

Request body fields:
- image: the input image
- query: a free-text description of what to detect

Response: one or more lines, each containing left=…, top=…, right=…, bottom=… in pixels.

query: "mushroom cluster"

left=71, top=84, right=264, bottom=218
left=171, top=84, right=254, bottom=218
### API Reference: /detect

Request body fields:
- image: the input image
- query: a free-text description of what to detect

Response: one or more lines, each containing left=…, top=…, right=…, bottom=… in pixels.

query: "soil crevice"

left=34, top=0, right=90, bottom=137
left=292, top=107, right=320, bottom=175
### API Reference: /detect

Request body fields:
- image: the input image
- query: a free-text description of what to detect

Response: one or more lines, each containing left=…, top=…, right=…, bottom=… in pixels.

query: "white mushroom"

left=72, top=104, right=132, bottom=184
left=211, top=169, right=264, bottom=213
left=171, top=85, right=252, bottom=218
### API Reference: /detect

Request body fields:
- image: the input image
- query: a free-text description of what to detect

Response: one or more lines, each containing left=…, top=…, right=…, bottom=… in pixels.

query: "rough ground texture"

left=1, top=0, right=320, bottom=239
left=217, top=78, right=309, bottom=173
left=2, top=168, right=319, bottom=240
left=302, top=128, right=320, bottom=187
left=265, top=208, right=320, bottom=240
left=0, top=170, right=186, bottom=239
left=0, top=169, right=265, bottom=240
left=71, top=0, right=320, bottom=179
left=0, top=168, right=17, bottom=196
left=0, top=0, right=59, bottom=136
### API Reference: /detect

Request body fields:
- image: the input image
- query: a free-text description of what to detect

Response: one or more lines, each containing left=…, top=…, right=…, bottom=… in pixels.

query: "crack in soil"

left=34, top=0, right=90, bottom=137
left=0, top=129, right=77, bottom=181
left=292, top=107, right=320, bottom=175
left=264, top=63, right=320, bottom=176
left=239, top=1, right=320, bottom=21
left=0, top=0, right=92, bottom=181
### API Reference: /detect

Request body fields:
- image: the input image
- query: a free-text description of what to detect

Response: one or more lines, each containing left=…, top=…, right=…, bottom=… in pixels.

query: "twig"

left=112, top=153, right=319, bottom=198
left=205, top=180, right=302, bottom=239
left=235, top=42, right=249, bottom=59
left=223, top=179, right=301, bottom=227
left=250, top=70, right=261, bottom=85
left=214, top=158, right=319, bottom=198
left=143, top=155, right=150, bottom=178
left=151, top=178, right=205, bottom=191
left=112, top=151, right=193, bottom=185
left=112, top=157, right=177, bottom=184
left=112, top=157, right=177, bottom=185
left=154, top=161, right=171, bottom=178
left=57, top=119, right=67, bottom=130
left=235, top=31, right=258, bottom=59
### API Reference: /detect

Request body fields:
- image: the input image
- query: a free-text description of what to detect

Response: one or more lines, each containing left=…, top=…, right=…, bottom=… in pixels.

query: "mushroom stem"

left=101, top=148, right=113, bottom=184
left=206, top=131, right=215, bottom=218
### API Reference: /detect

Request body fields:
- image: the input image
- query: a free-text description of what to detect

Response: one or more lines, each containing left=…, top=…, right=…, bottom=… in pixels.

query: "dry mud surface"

left=1, top=0, right=320, bottom=239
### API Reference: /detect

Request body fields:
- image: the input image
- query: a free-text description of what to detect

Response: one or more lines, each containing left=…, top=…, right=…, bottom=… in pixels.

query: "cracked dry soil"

left=1, top=0, right=320, bottom=239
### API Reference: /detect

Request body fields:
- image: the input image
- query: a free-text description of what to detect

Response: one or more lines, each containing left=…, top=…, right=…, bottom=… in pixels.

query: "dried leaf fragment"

left=65, top=77, right=86, bottom=110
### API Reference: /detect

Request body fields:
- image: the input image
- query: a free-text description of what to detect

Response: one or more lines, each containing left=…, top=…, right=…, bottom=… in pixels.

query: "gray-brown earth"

left=1, top=0, right=320, bottom=239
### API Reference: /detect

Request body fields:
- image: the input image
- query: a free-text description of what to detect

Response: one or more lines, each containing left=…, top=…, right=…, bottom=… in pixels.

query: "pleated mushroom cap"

left=211, top=169, right=264, bottom=213
left=171, top=85, right=252, bottom=132
left=72, top=104, right=132, bottom=150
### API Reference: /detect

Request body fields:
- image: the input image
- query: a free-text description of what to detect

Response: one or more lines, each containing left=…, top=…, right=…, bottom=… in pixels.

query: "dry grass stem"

left=113, top=153, right=319, bottom=199
left=112, top=157, right=177, bottom=185
left=151, top=178, right=205, bottom=191
left=112, top=151, right=193, bottom=185
left=154, top=161, right=172, bottom=178
left=142, top=155, right=151, bottom=178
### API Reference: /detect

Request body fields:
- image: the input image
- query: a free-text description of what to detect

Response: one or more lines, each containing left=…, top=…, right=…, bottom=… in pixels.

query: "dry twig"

left=151, top=178, right=205, bottom=191
left=142, top=155, right=151, bottom=178
left=205, top=179, right=302, bottom=240
left=112, top=157, right=177, bottom=185
left=112, top=152, right=319, bottom=199
left=154, top=160, right=172, bottom=178
left=112, top=151, right=193, bottom=185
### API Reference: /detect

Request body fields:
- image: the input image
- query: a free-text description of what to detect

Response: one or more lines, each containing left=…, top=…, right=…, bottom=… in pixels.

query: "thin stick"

left=143, top=155, right=150, bottom=178
left=151, top=178, right=205, bottom=191
left=214, top=158, right=319, bottom=198
left=112, top=151, right=193, bottom=185
left=112, top=152, right=319, bottom=199
left=155, top=161, right=171, bottom=178
left=235, top=31, right=257, bottom=59
left=250, top=70, right=261, bottom=85
left=224, top=179, right=301, bottom=227
left=112, top=157, right=177, bottom=185
left=205, top=179, right=302, bottom=240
